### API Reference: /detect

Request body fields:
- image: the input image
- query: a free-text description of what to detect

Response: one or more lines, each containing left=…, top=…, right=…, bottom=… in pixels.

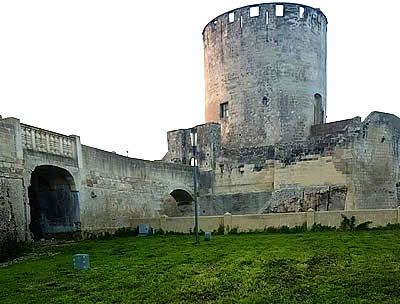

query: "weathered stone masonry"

left=163, top=3, right=400, bottom=216
left=203, top=3, right=327, bottom=150
left=0, top=116, right=194, bottom=240
left=2, top=3, right=400, bottom=239
left=165, top=113, right=400, bottom=216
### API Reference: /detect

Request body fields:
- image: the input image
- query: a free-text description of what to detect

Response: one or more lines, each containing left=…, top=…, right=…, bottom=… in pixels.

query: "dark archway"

left=170, top=189, right=193, bottom=205
left=160, top=189, right=193, bottom=217
left=28, top=166, right=80, bottom=240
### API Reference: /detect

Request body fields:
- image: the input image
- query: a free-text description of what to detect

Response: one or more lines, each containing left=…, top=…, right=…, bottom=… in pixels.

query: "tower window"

left=228, top=12, right=235, bottom=23
left=314, top=93, right=324, bottom=125
left=276, top=5, right=284, bottom=17
left=220, top=102, right=229, bottom=119
left=250, top=6, right=259, bottom=17
left=299, top=7, right=305, bottom=18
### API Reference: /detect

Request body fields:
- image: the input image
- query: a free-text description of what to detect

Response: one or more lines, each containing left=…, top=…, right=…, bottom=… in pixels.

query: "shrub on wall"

left=340, top=215, right=372, bottom=231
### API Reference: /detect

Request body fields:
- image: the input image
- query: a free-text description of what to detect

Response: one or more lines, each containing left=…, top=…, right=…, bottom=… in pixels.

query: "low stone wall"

left=82, top=208, right=400, bottom=236
left=230, top=213, right=307, bottom=232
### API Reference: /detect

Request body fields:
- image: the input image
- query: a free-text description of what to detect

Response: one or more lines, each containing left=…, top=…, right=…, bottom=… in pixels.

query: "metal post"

left=191, top=128, right=199, bottom=244
left=193, top=143, right=199, bottom=243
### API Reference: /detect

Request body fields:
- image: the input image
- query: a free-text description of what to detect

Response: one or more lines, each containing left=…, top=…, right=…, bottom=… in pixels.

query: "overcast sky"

left=1, top=1, right=399, bottom=160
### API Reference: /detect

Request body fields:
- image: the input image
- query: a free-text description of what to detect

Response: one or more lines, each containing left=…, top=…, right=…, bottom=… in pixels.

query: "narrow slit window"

left=211, top=19, right=217, bottom=31
left=220, top=102, right=229, bottom=119
left=299, top=7, right=305, bottom=18
left=228, top=12, right=235, bottom=23
left=250, top=6, right=259, bottom=17
left=240, top=15, right=243, bottom=28
left=313, top=93, right=323, bottom=125
left=276, top=4, right=284, bottom=17
left=265, top=11, right=269, bottom=24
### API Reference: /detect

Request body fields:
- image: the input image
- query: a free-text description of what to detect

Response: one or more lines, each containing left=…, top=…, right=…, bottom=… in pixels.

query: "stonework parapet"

left=21, top=124, right=76, bottom=159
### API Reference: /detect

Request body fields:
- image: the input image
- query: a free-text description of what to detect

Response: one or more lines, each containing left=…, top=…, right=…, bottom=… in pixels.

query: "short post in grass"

left=190, top=128, right=199, bottom=243
left=224, top=212, right=232, bottom=235
left=397, top=206, right=400, bottom=224
left=307, top=208, right=315, bottom=230
left=73, top=254, right=89, bottom=270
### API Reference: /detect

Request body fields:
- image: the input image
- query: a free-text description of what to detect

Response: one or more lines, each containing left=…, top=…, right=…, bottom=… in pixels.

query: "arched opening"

left=28, top=165, right=80, bottom=240
left=314, top=93, right=324, bottom=125
left=160, top=189, right=194, bottom=217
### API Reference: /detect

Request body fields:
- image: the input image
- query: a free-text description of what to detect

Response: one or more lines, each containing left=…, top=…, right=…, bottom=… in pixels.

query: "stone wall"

left=186, top=112, right=400, bottom=215
left=0, top=177, right=26, bottom=240
left=0, top=116, right=196, bottom=240
left=99, top=208, right=400, bottom=235
left=2, top=110, right=400, bottom=240
left=262, top=185, right=347, bottom=213
left=79, top=145, right=194, bottom=231
left=199, top=191, right=272, bottom=216
left=345, top=112, right=400, bottom=209
left=0, top=117, right=26, bottom=240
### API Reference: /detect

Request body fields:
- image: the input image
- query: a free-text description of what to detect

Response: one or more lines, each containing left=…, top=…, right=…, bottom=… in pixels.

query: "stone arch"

left=314, top=93, right=324, bottom=125
left=160, top=189, right=194, bottom=217
left=28, top=165, right=80, bottom=240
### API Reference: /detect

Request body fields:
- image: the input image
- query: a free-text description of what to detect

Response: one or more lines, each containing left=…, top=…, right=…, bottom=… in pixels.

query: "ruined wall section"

left=165, top=123, right=221, bottom=171
left=346, top=112, right=400, bottom=209
left=262, top=185, right=347, bottom=213
left=206, top=113, right=400, bottom=214
left=211, top=117, right=361, bottom=194
left=0, top=117, right=27, bottom=240
left=79, top=146, right=194, bottom=231
left=195, top=117, right=363, bottom=215
left=203, top=3, right=327, bottom=150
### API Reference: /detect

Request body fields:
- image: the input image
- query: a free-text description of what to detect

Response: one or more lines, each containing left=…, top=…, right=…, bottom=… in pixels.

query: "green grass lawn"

left=1, top=230, right=400, bottom=303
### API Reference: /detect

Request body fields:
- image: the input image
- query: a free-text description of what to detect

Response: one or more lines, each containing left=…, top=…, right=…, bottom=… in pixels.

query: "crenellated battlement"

left=203, top=3, right=327, bottom=44
left=203, top=2, right=327, bottom=151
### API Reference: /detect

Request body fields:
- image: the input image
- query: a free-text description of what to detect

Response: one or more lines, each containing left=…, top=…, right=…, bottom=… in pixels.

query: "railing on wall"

left=21, top=124, right=75, bottom=158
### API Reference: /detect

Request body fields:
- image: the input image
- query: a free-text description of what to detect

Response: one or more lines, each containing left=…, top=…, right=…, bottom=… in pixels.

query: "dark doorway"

left=28, top=165, right=80, bottom=240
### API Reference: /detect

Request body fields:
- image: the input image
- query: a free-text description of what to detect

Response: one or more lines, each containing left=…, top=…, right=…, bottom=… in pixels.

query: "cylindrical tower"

left=203, top=3, right=327, bottom=149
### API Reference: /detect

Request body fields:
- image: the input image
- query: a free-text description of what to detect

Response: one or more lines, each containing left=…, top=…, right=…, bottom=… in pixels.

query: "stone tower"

left=203, top=3, right=327, bottom=149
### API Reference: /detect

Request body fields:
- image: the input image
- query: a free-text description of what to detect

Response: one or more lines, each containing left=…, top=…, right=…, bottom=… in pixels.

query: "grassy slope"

left=1, top=230, right=400, bottom=304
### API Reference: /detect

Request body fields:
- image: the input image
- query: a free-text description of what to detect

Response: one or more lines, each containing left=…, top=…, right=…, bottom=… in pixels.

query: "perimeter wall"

left=84, top=208, right=400, bottom=235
